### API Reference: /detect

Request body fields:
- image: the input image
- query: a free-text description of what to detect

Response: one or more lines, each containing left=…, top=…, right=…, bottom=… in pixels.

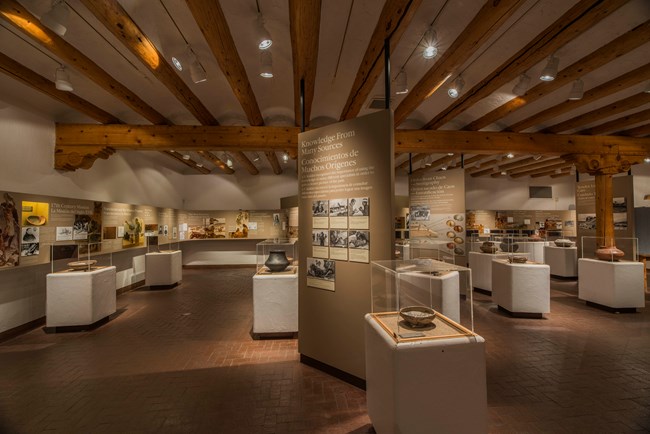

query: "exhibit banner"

left=298, top=109, right=394, bottom=379
left=408, top=168, right=466, bottom=262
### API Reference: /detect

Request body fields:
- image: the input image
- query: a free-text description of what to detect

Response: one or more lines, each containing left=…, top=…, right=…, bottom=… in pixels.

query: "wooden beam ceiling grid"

left=579, top=107, right=650, bottom=136
left=197, top=151, right=234, bottom=174
left=464, top=19, right=650, bottom=131
left=505, top=157, right=565, bottom=176
left=423, top=0, right=628, bottom=130
left=531, top=166, right=574, bottom=178
left=509, top=62, right=650, bottom=132
left=510, top=161, right=570, bottom=178
left=410, top=154, right=456, bottom=174
left=617, top=122, right=650, bottom=137
left=164, top=150, right=211, bottom=174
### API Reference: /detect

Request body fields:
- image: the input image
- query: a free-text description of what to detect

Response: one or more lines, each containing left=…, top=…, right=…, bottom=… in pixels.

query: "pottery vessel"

left=508, top=256, right=528, bottom=264
left=265, top=250, right=290, bottom=272
left=399, top=306, right=436, bottom=327
left=595, top=246, right=624, bottom=262
left=554, top=238, right=574, bottom=247
left=479, top=241, right=498, bottom=254
left=67, top=259, right=97, bottom=271
left=499, top=238, right=519, bottom=253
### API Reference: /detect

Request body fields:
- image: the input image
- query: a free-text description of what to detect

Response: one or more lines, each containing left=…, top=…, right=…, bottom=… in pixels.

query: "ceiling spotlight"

left=188, top=51, right=207, bottom=83
left=196, top=163, right=203, bottom=168
left=533, top=154, right=543, bottom=161
left=447, top=153, right=454, bottom=156
left=395, top=70, right=408, bottom=95
left=54, top=66, right=73, bottom=91
left=540, top=55, right=559, bottom=81
left=422, top=27, right=438, bottom=59
left=568, top=78, right=584, bottom=100
left=41, top=0, right=69, bottom=37
left=512, top=74, right=531, bottom=96
left=253, top=152, right=260, bottom=162
left=182, top=154, right=190, bottom=160
left=506, top=153, right=514, bottom=159
left=644, top=81, right=650, bottom=93
left=644, top=156, right=650, bottom=163
left=224, top=153, right=233, bottom=168
left=260, top=50, right=273, bottom=78
left=447, top=76, right=464, bottom=99
left=256, top=13, right=272, bottom=50
left=441, top=165, right=448, bottom=171
left=500, top=171, right=507, bottom=176
left=282, top=152, right=289, bottom=163
left=425, top=156, right=432, bottom=167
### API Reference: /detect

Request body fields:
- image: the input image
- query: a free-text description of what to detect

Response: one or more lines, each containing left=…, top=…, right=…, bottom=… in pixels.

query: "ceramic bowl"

left=554, top=239, right=574, bottom=247
left=399, top=306, right=436, bottom=327
left=67, top=260, right=97, bottom=271
left=26, top=215, right=46, bottom=226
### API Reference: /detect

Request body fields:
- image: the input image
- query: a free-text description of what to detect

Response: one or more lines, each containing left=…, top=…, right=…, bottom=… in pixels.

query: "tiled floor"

left=0, top=268, right=648, bottom=433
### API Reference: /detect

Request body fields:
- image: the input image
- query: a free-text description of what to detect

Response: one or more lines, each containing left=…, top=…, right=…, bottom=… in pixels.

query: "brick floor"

left=0, top=268, right=648, bottom=433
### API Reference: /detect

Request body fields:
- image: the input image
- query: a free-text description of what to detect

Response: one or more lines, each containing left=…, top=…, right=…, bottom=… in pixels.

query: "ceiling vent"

left=367, top=96, right=393, bottom=110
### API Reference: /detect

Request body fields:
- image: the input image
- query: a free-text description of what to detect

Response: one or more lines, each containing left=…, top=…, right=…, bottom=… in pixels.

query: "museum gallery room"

left=1, top=0, right=650, bottom=432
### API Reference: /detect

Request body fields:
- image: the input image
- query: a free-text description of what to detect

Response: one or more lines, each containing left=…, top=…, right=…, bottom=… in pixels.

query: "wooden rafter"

left=397, top=153, right=427, bottom=170
left=509, top=63, right=650, bottom=132
left=289, top=0, right=321, bottom=127
left=265, top=152, right=282, bottom=175
left=340, top=0, right=422, bottom=121
left=185, top=0, right=272, bottom=174
left=448, top=154, right=490, bottom=170
left=617, top=123, right=650, bottom=137
left=197, top=151, right=235, bottom=174
left=54, top=124, right=650, bottom=156
left=543, top=92, right=650, bottom=134
left=464, top=20, right=650, bottom=131
left=0, top=0, right=169, bottom=125
left=509, top=159, right=567, bottom=178
left=394, top=0, right=525, bottom=126
left=0, top=52, right=120, bottom=124
left=410, top=154, right=455, bottom=174
left=468, top=161, right=502, bottom=177
left=423, top=0, right=628, bottom=130
left=165, top=151, right=212, bottom=174
left=580, top=107, right=650, bottom=136
left=530, top=165, right=574, bottom=178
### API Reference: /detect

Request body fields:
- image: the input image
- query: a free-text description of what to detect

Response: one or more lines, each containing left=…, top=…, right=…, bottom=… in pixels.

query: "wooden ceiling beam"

left=81, top=0, right=217, bottom=125
left=0, top=0, right=169, bottom=125
left=289, top=0, right=321, bottom=127
left=449, top=154, right=490, bottom=169
left=394, top=0, right=525, bottom=126
left=396, top=153, right=427, bottom=170
left=543, top=92, right=650, bottom=134
left=164, top=151, right=211, bottom=174
left=530, top=165, right=574, bottom=178
left=197, top=151, right=235, bottom=174
left=0, top=52, right=120, bottom=124
left=509, top=63, right=650, bottom=132
left=464, top=20, right=650, bottom=131
left=54, top=124, right=650, bottom=155
left=617, top=123, right=650, bottom=137
left=424, top=0, right=628, bottom=130
left=232, top=151, right=260, bottom=175
left=510, top=160, right=568, bottom=178
left=339, top=0, right=422, bottom=121
left=550, top=170, right=572, bottom=179
left=265, top=152, right=282, bottom=175
left=580, top=107, right=650, bottom=136
left=497, top=156, right=535, bottom=171
left=505, top=157, right=564, bottom=175
left=410, top=154, right=455, bottom=174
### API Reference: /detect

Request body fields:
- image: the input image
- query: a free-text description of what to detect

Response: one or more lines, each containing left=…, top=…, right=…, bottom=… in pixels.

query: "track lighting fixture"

left=223, top=153, right=233, bottom=168
left=500, top=171, right=507, bottom=176
left=644, top=156, right=650, bottom=163
left=447, top=153, right=454, bottom=156
left=533, top=154, right=543, bottom=161
left=282, top=153, right=289, bottom=163
left=253, top=152, right=261, bottom=162
left=260, top=50, right=273, bottom=78
left=568, top=78, right=584, bottom=100
left=182, top=154, right=191, bottom=160
left=188, top=50, right=207, bottom=83
left=512, top=74, right=531, bottom=96
left=422, top=27, right=438, bottom=59
left=441, top=165, right=448, bottom=171
left=506, top=153, right=514, bottom=159
left=41, top=0, right=69, bottom=37
left=54, top=66, right=73, bottom=91
left=644, top=81, right=650, bottom=93
left=447, top=76, right=464, bottom=99
left=196, top=163, right=203, bottom=168
left=425, top=156, right=432, bottom=167
left=540, top=55, right=559, bottom=81
left=395, top=70, right=408, bottom=95
left=256, top=13, right=272, bottom=50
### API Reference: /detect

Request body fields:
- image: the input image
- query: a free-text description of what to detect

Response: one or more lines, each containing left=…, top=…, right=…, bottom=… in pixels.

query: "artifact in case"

left=256, top=238, right=297, bottom=274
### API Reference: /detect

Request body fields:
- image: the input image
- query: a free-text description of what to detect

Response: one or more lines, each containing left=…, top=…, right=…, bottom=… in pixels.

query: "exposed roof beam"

left=289, top=0, right=321, bottom=127
left=530, top=165, right=574, bottom=178
left=81, top=0, right=216, bottom=125
left=231, top=151, right=260, bottom=175
left=542, top=92, right=650, bottom=134
left=339, top=0, right=422, bottom=121
left=397, top=153, right=427, bottom=170
left=617, top=123, right=650, bottom=137
left=197, top=151, right=235, bottom=174
left=464, top=20, right=650, bottom=131
left=470, top=163, right=503, bottom=177
left=580, top=107, right=650, bottom=136
left=410, top=154, right=455, bottom=174
left=0, top=0, right=169, bottom=125
left=509, top=159, right=567, bottom=177
left=0, top=52, right=120, bottom=124
left=509, top=63, right=650, bottom=132
left=55, top=124, right=650, bottom=155
left=448, top=154, right=491, bottom=170
left=423, top=0, right=628, bottom=129
left=165, top=151, right=211, bottom=174
left=394, top=0, right=525, bottom=126
left=265, top=152, right=282, bottom=175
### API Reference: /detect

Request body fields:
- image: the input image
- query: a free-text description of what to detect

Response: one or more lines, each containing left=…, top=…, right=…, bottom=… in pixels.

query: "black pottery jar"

left=265, top=250, right=290, bottom=272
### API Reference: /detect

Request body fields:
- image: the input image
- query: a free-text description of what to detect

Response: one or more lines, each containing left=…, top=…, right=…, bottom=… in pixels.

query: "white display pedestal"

left=518, top=241, right=548, bottom=263
left=492, top=260, right=550, bottom=317
left=578, top=258, right=645, bottom=312
left=145, top=250, right=182, bottom=287
left=544, top=246, right=578, bottom=277
left=364, top=314, right=487, bottom=434
left=398, top=271, right=460, bottom=323
left=252, top=266, right=298, bottom=336
left=46, top=266, right=117, bottom=328
left=468, top=251, right=512, bottom=294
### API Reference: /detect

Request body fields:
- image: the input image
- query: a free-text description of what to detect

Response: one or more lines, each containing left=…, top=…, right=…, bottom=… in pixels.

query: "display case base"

left=44, top=316, right=110, bottom=334
left=497, top=305, right=544, bottom=319
left=147, top=282, right=180, bottom=291
left=585, top=301, right=637, bottom=314
left=251, top=331, right=298, bottom=340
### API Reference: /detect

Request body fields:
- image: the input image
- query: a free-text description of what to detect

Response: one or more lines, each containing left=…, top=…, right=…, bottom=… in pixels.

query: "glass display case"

left=406, top=239, right=464, bottom=264
left=146, top=235, right=180, bottom=253
left=49, top=241, right=113, bottom=273
left=256, top=238, right=298, bottom=273
left=580, top=236, right=638, bottom=262
left=370, top=258, right=475, bottom=342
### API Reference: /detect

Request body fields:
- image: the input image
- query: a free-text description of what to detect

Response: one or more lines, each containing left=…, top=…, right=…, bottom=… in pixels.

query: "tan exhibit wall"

left=466, top=209, right=577, bottom=237
left=298, top=109, right=394, bottom=380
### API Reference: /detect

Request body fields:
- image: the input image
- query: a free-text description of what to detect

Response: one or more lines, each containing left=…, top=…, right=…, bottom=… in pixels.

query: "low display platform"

left=364, top=313, right=487, bottom=434
left=145, top=250, right=182, bottom=288
left=252, top=266, right=298, bottom=337
left=544, top=245, right=578, bottom=278
left=46, top=266, right=117, bottom=329
left=469, top=251, right=517, bottom=294
left=578, top=258, right=645, bottom=312
left=492, top=259, right=550, bottom=318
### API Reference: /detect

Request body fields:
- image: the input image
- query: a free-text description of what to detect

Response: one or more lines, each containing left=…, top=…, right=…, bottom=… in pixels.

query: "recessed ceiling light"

left=447, top=76, right=464, bottom=99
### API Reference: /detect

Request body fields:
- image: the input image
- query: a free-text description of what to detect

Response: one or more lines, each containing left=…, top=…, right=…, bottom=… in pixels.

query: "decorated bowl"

left=399, top=306, right=436, bottom=327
